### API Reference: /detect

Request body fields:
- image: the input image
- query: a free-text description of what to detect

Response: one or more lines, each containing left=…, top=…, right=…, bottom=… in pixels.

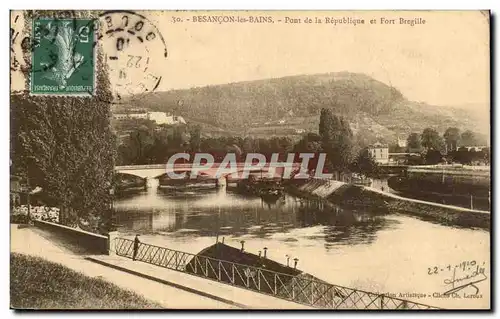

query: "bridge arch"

left=115, top=163, right=303, bottom=180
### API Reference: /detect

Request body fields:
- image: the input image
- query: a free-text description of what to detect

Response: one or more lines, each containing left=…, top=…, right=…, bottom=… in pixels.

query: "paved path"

left=10, top=225, right=236, bottom=309
left=87, top=254, right=312, bottom=310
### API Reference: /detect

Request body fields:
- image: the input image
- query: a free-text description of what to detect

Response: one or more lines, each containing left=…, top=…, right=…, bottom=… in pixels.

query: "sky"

left=11, top=11, right=490, bottom=108
left=144, top=10, right=490, bottom=108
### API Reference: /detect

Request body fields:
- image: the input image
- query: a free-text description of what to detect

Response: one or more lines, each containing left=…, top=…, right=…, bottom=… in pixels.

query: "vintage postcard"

left=10, top=10, right=490, bottom=310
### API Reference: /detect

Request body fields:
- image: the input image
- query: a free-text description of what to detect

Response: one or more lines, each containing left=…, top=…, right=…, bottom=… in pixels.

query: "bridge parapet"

left=115, top=164, right=166, bottom=171
left=116, top=163, right=302, bottom=179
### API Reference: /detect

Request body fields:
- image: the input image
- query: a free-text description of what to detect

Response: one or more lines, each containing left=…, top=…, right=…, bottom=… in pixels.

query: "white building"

left=113, top=113, right=147, bottom=120
left=113, top=112, right=186, bottom=125
left=147, top=112, right=186, bottom=125
left=463, top=146, right=488, bottom=152
left=368, top=142, right=389, bottom=164
left=397, top=136, right=407, bottom=148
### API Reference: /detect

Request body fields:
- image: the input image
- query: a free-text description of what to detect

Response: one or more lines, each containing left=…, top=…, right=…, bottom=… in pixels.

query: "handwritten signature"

left=443, top=265, right=487, bottom=295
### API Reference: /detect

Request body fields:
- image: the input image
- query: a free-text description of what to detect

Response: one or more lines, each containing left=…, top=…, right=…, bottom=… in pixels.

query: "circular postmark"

left=10, top=13, right=23, bottom=72
left=94, top=10, right=168, bottom=103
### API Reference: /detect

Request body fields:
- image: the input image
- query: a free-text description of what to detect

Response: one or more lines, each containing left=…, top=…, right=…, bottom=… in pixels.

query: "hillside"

left=116, top=72, right=489, bottom=143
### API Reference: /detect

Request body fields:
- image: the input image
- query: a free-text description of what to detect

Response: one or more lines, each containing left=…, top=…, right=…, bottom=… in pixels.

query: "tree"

left=424, top=149, right=443, bottom=165
left=482, top=147, right=490, bottom=165
left=318, top=108, right=353, bottom=179
left=128, top=127, right=156, bottom=164
left=406, top=154, right=424, bottom=165
left=389, top=143, right=405, bottom=153
left=460, top=130, right=477, bottom=147
left=421, top=128, right=444, bottom=151
left=337, top=117, right=353, bottom=172
left=293, top=133, right=322, bottom=153
left=452, top=147, right=472, bottom=164
left=242, top=137, right=258, bottom=154
left=189, top=125, right=201, bottom=152
left=443, top=127, right=461, bottom=152
left=350, top=148, right=379, bottom=178
left=147, top=128, right=170, bottom=164
left=319, top=108, right=336, bottom=169
left=10, top=10, right=116, bottom=232
left=406, top=133, right=421, bottom=152
left=10, top=47, right=115, bottom=232
left=318, top=108, right=328, bottom=138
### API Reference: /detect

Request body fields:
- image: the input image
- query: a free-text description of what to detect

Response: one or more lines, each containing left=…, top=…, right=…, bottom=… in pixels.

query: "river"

left=113, top=179, right=490, bottom=309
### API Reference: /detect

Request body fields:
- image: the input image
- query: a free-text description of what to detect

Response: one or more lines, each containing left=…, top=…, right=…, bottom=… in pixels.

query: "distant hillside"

left=117, top=72, right=489, bottom=143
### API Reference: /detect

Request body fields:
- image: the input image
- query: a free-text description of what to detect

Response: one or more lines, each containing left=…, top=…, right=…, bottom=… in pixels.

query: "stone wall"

left=287, top=180, right=490, bottom=230
left=34, top=220, right=109, bottom=254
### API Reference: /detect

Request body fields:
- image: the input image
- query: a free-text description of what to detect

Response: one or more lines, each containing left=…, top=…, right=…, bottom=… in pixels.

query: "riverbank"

left=286, top=180, right=490, bottom=230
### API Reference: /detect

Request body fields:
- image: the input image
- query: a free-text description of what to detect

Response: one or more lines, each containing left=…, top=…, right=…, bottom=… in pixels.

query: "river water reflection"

left=115, top=186, right=393, bottom=246
left=114, top=183, right=490, bottom=309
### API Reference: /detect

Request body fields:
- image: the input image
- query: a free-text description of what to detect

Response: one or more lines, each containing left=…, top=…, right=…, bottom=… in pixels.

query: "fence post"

left=258, top=270, right=261, bottom=291
left=311, top=281, right=314, bottom=304
left=380, top=295, right=384, bottom=309
left=218, top=261, right=221, bottom=280
left=274, top=274, right=277, bottom=295
left=205, top=258, right=209, bottom=277
left=107, top=231, right=118, bottom=255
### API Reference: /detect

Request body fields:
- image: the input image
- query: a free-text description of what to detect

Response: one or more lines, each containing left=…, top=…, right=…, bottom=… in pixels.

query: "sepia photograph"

left=9, top=10, right=490, bottom=310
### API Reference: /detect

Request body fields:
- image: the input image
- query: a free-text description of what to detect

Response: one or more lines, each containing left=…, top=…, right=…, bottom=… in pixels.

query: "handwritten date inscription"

left=428, top=260, right=487, bottom=297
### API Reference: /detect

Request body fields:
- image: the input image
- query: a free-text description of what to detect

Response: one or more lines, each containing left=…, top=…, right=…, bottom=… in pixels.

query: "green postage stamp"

left=31, top=18, right=95, bottom=95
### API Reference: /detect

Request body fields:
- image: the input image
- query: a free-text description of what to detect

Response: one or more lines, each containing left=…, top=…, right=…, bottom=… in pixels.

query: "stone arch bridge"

left=115, top=163, right=301, bottom=181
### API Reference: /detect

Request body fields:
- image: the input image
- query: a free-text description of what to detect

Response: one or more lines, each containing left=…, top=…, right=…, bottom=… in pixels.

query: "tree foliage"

left=189, top=125, right=201, bottom=152
left=449, top=147, right=489, bottom=165
left=421, top=128, right=444, bottom=151
left=482, top=147, right=490, bottom=165
left=136, top=72, right=403, bottom=131
left=11, top=17, right=115, bottom=232
left=460, top=130, right=476, bottom=147
left=116, top=125, right=296, bottom=164
left=293, top=133, right=322, bottom=153
left=349, top=148, right=379, bottom=177
left=424, top=149, right=443, bottom=165
left=406, top=133, right=421, bottom=151
left=319, top=108, right=353, bottom=177
left=443, top=127, right=461, bottom=151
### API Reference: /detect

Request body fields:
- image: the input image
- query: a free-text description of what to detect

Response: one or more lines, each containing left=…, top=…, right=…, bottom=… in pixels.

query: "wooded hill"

left=116, top=72, right=489, bottom=144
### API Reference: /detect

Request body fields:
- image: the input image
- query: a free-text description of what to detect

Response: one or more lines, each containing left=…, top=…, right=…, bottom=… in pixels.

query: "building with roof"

left=368, top=142, right=389, bottom=164
left=397, top=136, right=407, bottom=148
left=113, top=111, right=186, bottom=125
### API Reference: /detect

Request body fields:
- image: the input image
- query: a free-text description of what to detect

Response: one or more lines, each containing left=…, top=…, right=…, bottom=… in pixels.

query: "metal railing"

left=115, top=238, right=438, bottom=309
